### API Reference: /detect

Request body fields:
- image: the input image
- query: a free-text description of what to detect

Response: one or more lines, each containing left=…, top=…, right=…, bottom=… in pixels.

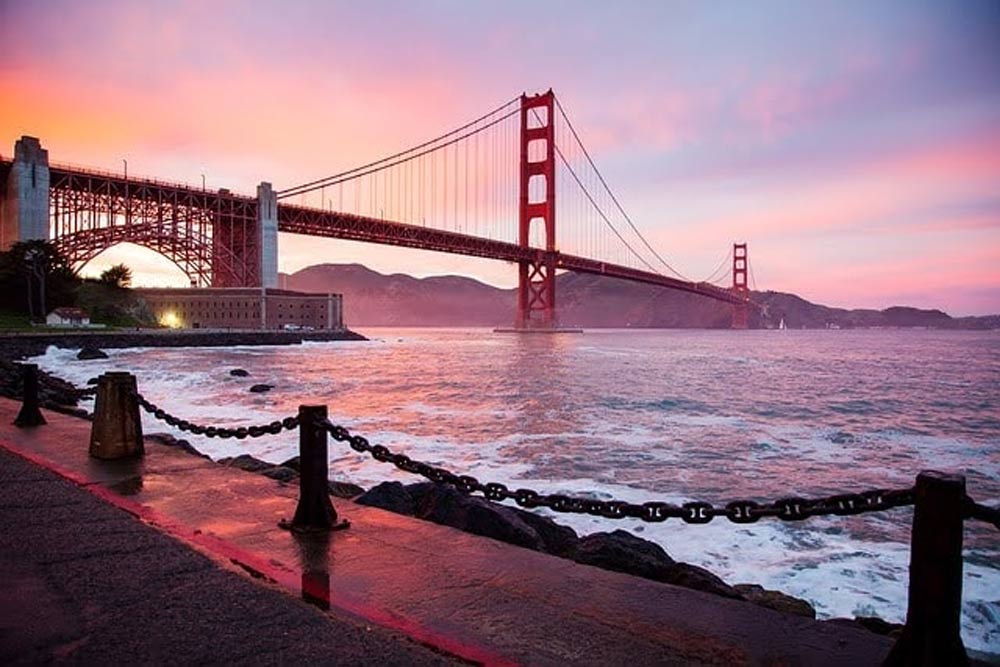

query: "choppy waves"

left=34, top=328, right=1000, bottom=653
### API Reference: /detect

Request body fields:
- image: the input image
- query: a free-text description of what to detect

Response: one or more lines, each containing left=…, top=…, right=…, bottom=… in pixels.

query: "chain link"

left=135, top=392, right=298, bottom=439
left=965, top=498, right=1000, bottom=530
left=59, top=368, right=990, bottom=531
left=322, top=418, right=915, bottom=525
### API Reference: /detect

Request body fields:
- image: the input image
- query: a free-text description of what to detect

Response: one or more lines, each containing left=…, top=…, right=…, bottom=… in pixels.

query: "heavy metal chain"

left=65, top=375, right=996, bottom=532
left=135, top=392, right=299, bottom=439
left=966, top=499, right=1000, bottom=530
left=321, top=417, right=916, bottom=524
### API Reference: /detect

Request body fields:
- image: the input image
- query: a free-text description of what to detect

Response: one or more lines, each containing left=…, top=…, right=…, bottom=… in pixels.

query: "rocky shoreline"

left=0, top=328, right=367, bottom=362
left=0, top=344, right=902, bottom=640
left=143, top=434, right=902, bottom=640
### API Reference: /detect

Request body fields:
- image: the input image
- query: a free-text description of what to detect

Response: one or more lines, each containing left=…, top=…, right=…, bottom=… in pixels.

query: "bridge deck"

left=2, top=160, right=747, bottom=307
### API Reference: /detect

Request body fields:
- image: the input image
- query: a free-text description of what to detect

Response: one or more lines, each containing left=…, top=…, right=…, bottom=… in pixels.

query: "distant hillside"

left=282, top=263, right=998, bottom=330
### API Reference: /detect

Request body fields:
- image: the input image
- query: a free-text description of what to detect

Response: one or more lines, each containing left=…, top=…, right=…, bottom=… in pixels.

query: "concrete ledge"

left=0, top=399, right=894, bottom=666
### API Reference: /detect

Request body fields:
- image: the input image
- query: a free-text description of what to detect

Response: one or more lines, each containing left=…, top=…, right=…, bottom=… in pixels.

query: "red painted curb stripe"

left=0, top=436, right=518, bottom=667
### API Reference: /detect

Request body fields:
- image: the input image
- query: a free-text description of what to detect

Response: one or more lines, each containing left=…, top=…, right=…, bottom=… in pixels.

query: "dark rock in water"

left=280, top=456, right=300, bottom=472
left=357, top=481, right=578, bottom=553
left=357, top=481, right=417, bottom=516
left=261, top=466, right=298, bottom=483
left=662, top=563, right=742, bottom=599
left=144, top=432, right=210, bottom=459
left=229, top=368, right=250, bottom=377
left=571, top=530, right=675, bottom=580
left=408, top=482, right=578, bottom=554
left=358, top=481, right=758, bottom=604
left=734, top=584, right=815, bottom=618
left=249, top=384, right=273, bottom=393
left=217, top=454, right=273, bottom=473
left=571, top=530, right=742, bottom=599
left=86, top=377, right=99, bottom=385
left=77, top=346, right=108, bottom=360
left=329, top=480, right=365, bottom=498
left=826, top=616, right=903, bottom=637
left=509, top=502, right=579, bottom=556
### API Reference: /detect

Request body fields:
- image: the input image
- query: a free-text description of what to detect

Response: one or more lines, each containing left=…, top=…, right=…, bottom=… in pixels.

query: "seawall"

left=0, top=328, right=367, bottom=360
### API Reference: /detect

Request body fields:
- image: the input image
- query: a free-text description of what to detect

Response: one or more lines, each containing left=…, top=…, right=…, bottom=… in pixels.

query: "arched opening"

left=76, top=242, right=191, bottom=287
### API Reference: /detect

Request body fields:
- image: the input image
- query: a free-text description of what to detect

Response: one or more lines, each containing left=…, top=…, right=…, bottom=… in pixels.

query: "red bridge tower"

left=731, top=242, right=749, bottom=329
left=515, top=90, right=557, bottom=329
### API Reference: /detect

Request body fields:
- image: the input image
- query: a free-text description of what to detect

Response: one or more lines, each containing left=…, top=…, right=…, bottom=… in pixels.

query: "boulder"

left=662, top=563, right=743, bottom=600
left=229, top=369, right=250, bottom=377
left=261, top=466, right=298, bottom=483
left=358, top=482, right=578, bottom=554
left=570, top=530, right=742, bottom=600
left=410, top=483, right=550, bottom=551
left=357, top=481, right=417, bottom=516
left=217, top=454, right=273, bottom=473
left=826, top=616, right=903, bottom=637
left=571, top=530, right=675, bottom=581
left=734, top=584, right=816, bottom=618
left=77, top=346, right=108, bottom=360
left=329, top=480, right=365, bottom=498
left=144, top=432, right=210, bottom=459
left=508, top=503, right=579, bottom=556
left=249, top=384, right=273, bottom=393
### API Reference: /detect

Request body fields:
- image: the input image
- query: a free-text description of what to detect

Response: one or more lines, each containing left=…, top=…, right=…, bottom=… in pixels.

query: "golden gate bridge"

left=0, top=90, right=756, bottom=329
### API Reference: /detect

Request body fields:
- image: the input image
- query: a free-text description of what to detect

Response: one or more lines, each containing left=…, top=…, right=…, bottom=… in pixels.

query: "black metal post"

left=884, top=471, right=968, bottom=666
left=13, top=363, right=46, bottom=427
left=282, top=405, right=349, bottom=533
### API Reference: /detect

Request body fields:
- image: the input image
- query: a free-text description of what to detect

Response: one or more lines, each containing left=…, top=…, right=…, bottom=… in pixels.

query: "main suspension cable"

left=278, top=96, right=520, bottom=199
left=553, top=95, right=691, bottom=281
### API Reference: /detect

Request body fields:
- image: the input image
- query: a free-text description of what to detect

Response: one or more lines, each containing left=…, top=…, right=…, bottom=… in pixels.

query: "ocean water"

left=33, top=328, right=1000, bottom=653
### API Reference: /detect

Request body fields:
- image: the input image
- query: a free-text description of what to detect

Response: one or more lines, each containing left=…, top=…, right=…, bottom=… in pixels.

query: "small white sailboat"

left=778, top=317, right=787, bottom=330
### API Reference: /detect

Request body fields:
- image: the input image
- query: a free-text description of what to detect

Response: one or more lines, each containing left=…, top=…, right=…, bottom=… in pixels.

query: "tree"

left=0, top=240, right=80, bottom=317
left=99, top=263, right=133, bottom=289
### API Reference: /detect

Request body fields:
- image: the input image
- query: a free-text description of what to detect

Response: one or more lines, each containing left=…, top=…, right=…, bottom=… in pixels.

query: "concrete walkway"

left=0, top=399, right=896, bottom=665
left=0, top=447, right=462, bottom=665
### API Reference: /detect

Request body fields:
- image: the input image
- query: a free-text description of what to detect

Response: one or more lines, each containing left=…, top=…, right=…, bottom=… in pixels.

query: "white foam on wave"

left=29, top=340, right=1000, bottom=654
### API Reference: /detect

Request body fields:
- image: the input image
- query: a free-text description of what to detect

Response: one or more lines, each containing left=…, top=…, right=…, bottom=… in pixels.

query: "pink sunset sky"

left=1, top=1, right=998, bottom=315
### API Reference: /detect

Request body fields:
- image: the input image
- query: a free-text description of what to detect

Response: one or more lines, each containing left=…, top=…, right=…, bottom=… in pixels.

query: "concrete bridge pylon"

left=1, top=136, right=50, bottom=250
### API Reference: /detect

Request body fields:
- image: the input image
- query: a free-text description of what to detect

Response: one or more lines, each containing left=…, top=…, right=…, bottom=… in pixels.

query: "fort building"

left=138, top=288, right=342, bottom=331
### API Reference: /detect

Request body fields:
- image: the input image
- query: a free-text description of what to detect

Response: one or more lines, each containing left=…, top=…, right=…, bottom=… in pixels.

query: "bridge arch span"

left=55, top=222, right=241, bottom=287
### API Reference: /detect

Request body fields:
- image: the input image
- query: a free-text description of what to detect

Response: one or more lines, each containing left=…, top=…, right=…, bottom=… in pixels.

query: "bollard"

left=89, top=372, right=144, bottom=460
left=281, top=405, right=349, bottom=533
left=13, top=363, right=46, bottom=427
left=884, top=471, right=969, bottom=666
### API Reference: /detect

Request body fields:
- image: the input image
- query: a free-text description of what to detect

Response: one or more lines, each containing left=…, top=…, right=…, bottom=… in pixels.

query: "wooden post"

left=89, top=372, right=144, bottom=459
left=13, top=363, right=46, bottom=427
left=281, top=405, right=349, bottom=533
left=884, top=471, right=968, bottom=666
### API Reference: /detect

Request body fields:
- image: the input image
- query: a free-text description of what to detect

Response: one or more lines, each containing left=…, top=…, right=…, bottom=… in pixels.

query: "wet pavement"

left=0, top=447, right=464, bottom=665
left=0, top=399, right=896, bottom=665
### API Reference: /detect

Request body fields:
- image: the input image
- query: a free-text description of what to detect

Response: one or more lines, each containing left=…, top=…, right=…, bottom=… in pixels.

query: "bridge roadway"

left=0, top=160, right=745, bottom=307
left=0, top=400, right=893, bottom=665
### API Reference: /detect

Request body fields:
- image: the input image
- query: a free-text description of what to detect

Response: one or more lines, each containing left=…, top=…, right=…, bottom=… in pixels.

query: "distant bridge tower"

left=732, top=242, right=749, bottom=329
left=515, top=90, right=557, bottom=329
left=1, top=136, right=50, bottom=250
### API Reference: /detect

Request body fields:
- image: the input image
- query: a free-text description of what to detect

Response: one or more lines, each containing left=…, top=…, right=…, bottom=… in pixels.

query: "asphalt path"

left=0, top=448, right=464, bottom=666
